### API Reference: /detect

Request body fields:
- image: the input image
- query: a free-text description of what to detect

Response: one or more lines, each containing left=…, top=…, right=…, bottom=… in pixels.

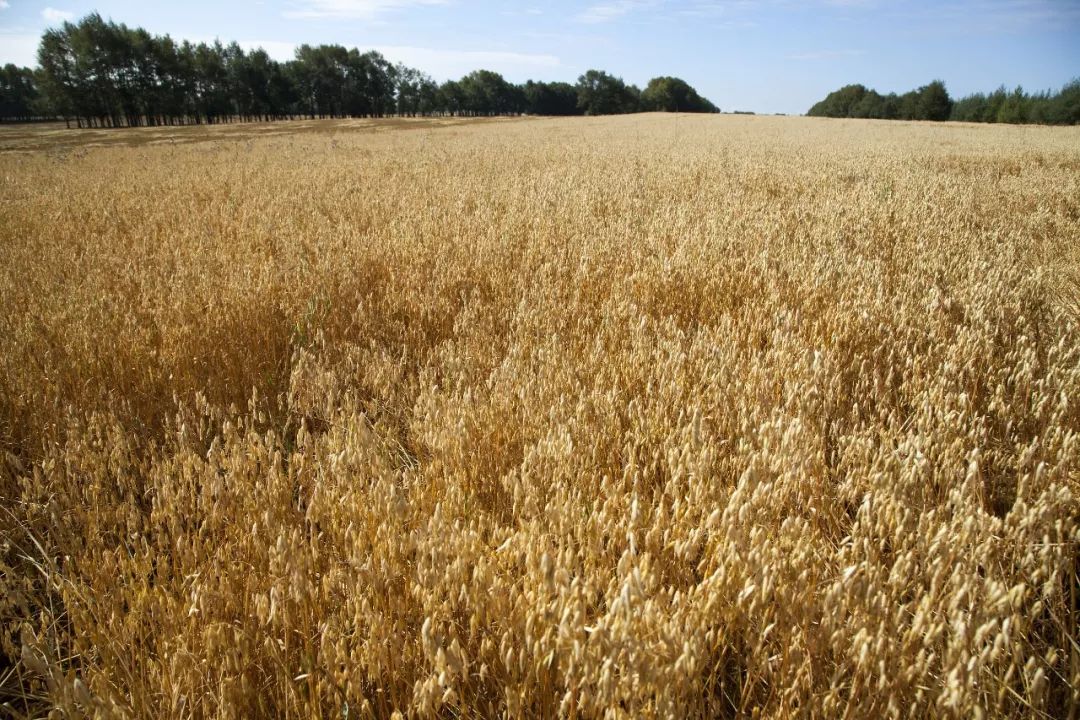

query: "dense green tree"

left=874, top=93, right=900, bottom=120
left=576, top=70, right=639, bottom=115
left=148, top=36, right=194, bottom=123
left=36, top=25, right=84, bottom=125
left=950, top=92, right=988, bottom=122
left=286, top=44, right=394, bottom=119
left=456, top=70, right=522, bottom=115
left=394, top=64, right=439, bottom=116
left=239, top=48, right=286, bottom=120
left=25, top=12, right=706, bottom=126
left=810, top=78, right=1078, bottom=126
left=351, top=50, right=397, bottom=117
left=640, top=76, right=717, bottom=113
left=1024, top=89, right=1053, bottom=125
left=808, top=79, right=951, bottom=122
left=21, top=13, right=1080, bottom=129
left=522, top=80, right=581, bottom=116
left=807, top=84, right=869, bottom=118
left=1051, top=79, right=1080, bottom=124
left=292, top=44, right=342, bottom=118
left=913, top=80, right=952, bottom=121
left=995, top=86, right=1029, bottom=124
left=894, top=90, right=917, bottom=120
left=850, top=90, right=885, bottom=119
left=192, top=41, right=232, bottom=122
left=983, top=86, right=1007, bottom=122
left=0, top=65, right=42, bottom=121
left=62, top=14, right=121, bottom=125
left=437, top=79, right=466, bottom=115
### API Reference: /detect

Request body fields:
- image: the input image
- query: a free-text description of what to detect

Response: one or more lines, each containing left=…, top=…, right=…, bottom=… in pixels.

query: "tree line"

left=0, top=14, right=718, bottom=128
left=808, top=79, right=1080, bottom=124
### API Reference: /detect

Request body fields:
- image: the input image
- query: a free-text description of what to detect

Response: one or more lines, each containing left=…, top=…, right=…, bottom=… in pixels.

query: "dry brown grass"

left=1, top=113, right=1078, bottom=718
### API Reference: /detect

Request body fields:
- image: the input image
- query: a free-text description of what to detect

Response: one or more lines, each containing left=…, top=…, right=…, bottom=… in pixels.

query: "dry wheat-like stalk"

left=1, top=114, right=1078, bottom=718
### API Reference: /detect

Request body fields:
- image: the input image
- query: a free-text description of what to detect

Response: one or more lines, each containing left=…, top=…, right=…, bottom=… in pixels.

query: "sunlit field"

left=1, top=114, right=1078, bottom=718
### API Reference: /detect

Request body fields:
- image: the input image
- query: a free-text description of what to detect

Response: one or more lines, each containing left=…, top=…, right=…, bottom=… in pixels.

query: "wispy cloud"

left=676, top=2, right=730, bottom=17
left=874, top=0, right=1080, bottom=34
left=41, top=7, right=74, bottom=23
left=575, top=0, right=656, bottom=24
left=0, top=1, right=11, bottom=10
left=501, top=6, right=543, bottom=16
left=668, top=1, right=764, bottom=27
left=940, top=0, right=1080, bottom=29
left=283, top=0, right=448, bottom=20
left=786, top=49, right=864, bottom=60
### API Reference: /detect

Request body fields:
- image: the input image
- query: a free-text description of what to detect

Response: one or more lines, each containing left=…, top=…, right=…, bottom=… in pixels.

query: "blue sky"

left=1, top=0, right=1078, bottom=114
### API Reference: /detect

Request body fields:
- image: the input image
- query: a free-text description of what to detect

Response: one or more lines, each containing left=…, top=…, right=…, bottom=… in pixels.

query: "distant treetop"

left=807, top=79, right=1079, bottom=125
left=1, top=13, right=720, bottom=127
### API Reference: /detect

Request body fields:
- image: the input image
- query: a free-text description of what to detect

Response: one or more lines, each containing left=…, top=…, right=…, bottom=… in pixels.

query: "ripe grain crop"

left=1, top=114, right=1078, bottom=718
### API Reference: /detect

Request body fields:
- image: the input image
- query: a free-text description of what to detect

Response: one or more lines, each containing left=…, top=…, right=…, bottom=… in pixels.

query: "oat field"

left=1, top=114, right=1078, bottom=718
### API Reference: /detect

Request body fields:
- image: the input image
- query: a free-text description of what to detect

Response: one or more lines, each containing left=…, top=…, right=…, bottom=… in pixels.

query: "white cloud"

left=0, top=1, right=11, bottom=10
left=283, top=0, right=448, bottom=19
left=373, top=45, right=561, bottom=79
left=862, top=1, right=1080, bottom=34
left=42, top=7, right=74, bottom=23
left=0, top=32, right=39, bottom=66
left=575, top=0, right=655, bottom=23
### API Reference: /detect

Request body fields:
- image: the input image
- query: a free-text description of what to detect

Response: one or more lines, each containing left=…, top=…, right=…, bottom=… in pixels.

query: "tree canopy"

left=949, top=82, right=1080, bottom=125
left=2, top=13, right=720, bottom=127
left=5, top=15, right=1077, bottom=128
left=575, top=70, right=642, bottom=116
left=0, top=65, right=41, bottom=121
left=522, top=80, right=580, bottom=116
left=808, top=79, right=1079, bottom=125
left=640, top=76, right=719, bottom=113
